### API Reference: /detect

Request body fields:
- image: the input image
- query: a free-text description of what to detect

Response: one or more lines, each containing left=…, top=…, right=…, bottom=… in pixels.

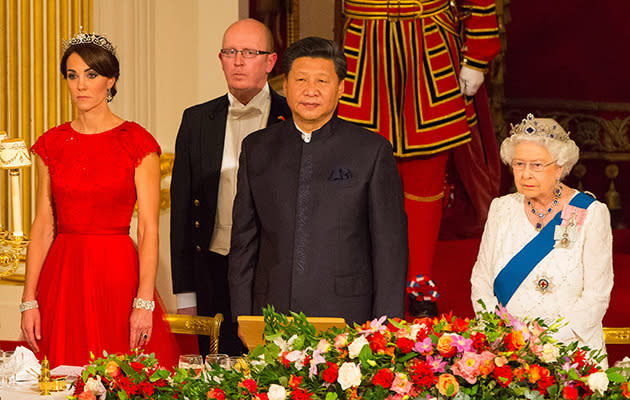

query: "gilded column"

left=0, top=0, right=7, bottom=228
left=20, top=0, right=32, bottom=234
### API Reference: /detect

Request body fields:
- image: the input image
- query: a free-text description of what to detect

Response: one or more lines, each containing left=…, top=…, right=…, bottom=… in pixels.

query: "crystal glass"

left=178, top=354, right=203, bottom=373
left=204, top=353, right=229, bottom=371
left=0, top=351, right=17, bottom=387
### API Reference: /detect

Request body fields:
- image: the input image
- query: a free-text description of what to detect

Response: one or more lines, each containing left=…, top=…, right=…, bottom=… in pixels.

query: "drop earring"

left=106, top=88, right=113, bottom=103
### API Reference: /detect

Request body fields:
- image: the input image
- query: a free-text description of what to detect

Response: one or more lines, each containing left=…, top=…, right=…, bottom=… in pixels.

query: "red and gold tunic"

left=338, top=0, right=500, bottom=157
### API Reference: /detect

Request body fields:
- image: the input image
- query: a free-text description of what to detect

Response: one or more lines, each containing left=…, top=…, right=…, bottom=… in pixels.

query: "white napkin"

left=11, top=345, right=41, bottom=381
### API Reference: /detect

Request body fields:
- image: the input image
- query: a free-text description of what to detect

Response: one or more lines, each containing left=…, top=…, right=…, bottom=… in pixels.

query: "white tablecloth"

left=0, top=381, right=71, bottom=399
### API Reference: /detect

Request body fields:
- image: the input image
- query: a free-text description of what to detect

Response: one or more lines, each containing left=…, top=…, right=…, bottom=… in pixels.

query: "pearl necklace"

left=527, top=186, right=562, bottom=231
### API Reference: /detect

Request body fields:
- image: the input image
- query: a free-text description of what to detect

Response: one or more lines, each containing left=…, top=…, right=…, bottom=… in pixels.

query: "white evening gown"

left=470, top=192, right=613, bottom=366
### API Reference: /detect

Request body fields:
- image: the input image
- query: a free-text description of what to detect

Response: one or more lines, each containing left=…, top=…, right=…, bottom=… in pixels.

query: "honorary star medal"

left=534, top=274, right=554, bottom=294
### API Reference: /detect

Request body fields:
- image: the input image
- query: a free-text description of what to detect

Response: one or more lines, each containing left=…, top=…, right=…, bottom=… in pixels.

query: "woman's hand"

left=21, top=308, right=41, bottom=352
left=129, top=308, right=153, bottom=350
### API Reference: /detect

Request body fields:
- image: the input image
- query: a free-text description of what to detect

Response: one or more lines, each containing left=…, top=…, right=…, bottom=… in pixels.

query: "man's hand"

left=459, top=65, right=484, bottom=96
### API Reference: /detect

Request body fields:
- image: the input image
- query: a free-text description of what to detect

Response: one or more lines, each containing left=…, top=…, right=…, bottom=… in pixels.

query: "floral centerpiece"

left=69, top=349, right=203, bottom=400
left=71, top=305, right=630, bottom=400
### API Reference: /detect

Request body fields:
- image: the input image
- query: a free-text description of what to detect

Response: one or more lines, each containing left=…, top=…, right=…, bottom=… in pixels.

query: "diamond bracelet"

left=19, top=300, right=39, bottom=313
left=132, top=297, right=155, bottom=312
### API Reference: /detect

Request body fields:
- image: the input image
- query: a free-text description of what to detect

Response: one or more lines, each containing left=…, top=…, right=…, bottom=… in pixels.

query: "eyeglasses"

left=220, top=48, right=272, bottom=58
left=511, top=160, right=556, bottom=172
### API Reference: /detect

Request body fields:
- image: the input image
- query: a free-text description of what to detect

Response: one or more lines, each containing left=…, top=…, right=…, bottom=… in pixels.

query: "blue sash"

left=493, top=192, right=595, bottom=306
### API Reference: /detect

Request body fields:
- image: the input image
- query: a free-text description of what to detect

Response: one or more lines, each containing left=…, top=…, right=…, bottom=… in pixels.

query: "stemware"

left=204, top=353, right=229, bottom=371
left=178, top=354, right=203, bottom=373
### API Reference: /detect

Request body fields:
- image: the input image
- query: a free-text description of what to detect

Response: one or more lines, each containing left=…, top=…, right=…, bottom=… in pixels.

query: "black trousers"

left=194, top=251, right=248, bottom=356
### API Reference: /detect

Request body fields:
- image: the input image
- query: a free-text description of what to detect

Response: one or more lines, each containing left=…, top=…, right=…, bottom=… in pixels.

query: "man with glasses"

left=170, top=18, right=290, bottom=356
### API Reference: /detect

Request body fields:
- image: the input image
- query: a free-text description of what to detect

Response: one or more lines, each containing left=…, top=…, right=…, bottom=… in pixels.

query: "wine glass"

left=0, top=351, right=17, bottom=388
left=178, top=354, right=203, bottom=374
left=204, top=353, right=229, bottom=371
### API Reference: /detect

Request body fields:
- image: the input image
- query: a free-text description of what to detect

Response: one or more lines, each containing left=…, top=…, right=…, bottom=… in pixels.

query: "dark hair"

left=282, top=36, right=347, bottom=81
left=60, top=41, right=120, bottom=99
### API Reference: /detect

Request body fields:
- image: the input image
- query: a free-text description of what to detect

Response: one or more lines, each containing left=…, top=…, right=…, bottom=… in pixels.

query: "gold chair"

left=604, top=327, right=630, bottom=344
left=165, top=313, right=223, bottom=354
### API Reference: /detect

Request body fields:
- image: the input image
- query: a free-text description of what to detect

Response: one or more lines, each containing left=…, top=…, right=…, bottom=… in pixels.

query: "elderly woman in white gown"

left=470, top=114, right=614, bottom=366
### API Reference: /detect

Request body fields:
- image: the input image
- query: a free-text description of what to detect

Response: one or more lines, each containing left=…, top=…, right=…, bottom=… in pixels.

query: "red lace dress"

left=30, top=121, right=179, bottom=367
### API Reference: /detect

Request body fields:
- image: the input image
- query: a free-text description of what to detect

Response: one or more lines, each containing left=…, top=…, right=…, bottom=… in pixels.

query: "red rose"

left=562, top=386, right=578, bottom=400
left=452, top=318, right=469, bottom=333
left=396, top=337, right=415, bottom=354
left=369, top=332, right=388, bottom=353
left=493, top=365, right=513, bottom=388
left=536, top=375, right=556, bottom=395
left=372, top=368, right=394, bottom=388
left=240, top=378, right=258, bottom=393
left=387, top=320, right=401, bottom=333
left=471, top=332, right=488, bottom=351
left=256, top=394, right=269, bottom=400
left=130, top=362, right=145, bottom=372
left=322, top=362, right=339, bottom=383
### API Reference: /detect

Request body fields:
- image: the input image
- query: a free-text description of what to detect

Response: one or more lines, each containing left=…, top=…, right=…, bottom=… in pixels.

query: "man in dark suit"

left=229, top=37, right=408, bottom=326
left=170, top=18, right=290, bottom=355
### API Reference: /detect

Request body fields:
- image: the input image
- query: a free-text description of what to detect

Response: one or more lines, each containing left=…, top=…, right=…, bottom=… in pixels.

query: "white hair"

left=500, top=134, right=580, bottom=179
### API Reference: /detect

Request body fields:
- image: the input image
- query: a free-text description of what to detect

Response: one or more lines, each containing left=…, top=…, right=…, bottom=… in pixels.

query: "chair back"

left=165, top=313, right=224, bottom=354
left=604, top=327, right=630, bottom=344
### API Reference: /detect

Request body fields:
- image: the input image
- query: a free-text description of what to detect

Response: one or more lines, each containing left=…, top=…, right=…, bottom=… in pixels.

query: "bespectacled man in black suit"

left=170, top=18, right=290, bottom=356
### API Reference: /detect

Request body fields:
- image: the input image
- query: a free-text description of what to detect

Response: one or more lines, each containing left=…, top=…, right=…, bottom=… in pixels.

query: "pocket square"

left=328, top=167, right=352, bottom=181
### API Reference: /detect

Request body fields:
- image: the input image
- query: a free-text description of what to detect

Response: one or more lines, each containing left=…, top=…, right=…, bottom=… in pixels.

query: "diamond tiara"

left=62, top=27, right=116, bottom=56
left=509, top=113, right=570, bottom=142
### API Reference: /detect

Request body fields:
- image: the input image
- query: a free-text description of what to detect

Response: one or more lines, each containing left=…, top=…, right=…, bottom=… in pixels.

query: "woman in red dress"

left=19, top=31, right=179, bottom=367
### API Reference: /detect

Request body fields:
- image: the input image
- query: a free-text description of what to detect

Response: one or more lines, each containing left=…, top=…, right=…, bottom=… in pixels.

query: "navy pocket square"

left=328, top=167, right=352, bottom=181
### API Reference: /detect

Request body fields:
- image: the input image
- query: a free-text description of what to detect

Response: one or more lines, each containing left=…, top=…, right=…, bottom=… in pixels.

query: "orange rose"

left=528, top=364, right=549, bottom=384
left=437, top=373, right=459, bottom=397
left=621, top=381, right=630, bottom=398
left=105, top=360, right=120, bottom=378
left=504, top=331, right=525, bottom=351
left=437, top=335, right=456, bottom=358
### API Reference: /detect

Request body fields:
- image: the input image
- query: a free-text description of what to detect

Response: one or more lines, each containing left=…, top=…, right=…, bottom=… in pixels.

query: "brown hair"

left=60, top=42, right=120, bottom=99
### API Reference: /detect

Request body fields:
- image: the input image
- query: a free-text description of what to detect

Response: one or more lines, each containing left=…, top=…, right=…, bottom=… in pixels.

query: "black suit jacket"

left=170, top=89, right=290, bottom=296
left=228, top=116, right=408, bottom=324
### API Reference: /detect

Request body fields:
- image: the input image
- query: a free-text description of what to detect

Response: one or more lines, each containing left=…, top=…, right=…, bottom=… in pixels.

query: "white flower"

left=273, top=334, right=299, bottom=353
left=316, top=339, right=330, bottom=353
left=587, top=371, right=609, bottom=395
left=84, top=376, right=106, bottom=397
left=337, top=362, right=362, bottom=390
left=286, top=350, right=307, bottom=370
left=539, top=343, right=560, bottom=363
left=267, top=384, right=286, bottom=400
left=348, top=335, right=369, bottom=359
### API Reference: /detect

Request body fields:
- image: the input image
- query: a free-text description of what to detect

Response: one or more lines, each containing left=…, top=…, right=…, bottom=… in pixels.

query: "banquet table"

left=0, top=381, right=71, bottom=399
